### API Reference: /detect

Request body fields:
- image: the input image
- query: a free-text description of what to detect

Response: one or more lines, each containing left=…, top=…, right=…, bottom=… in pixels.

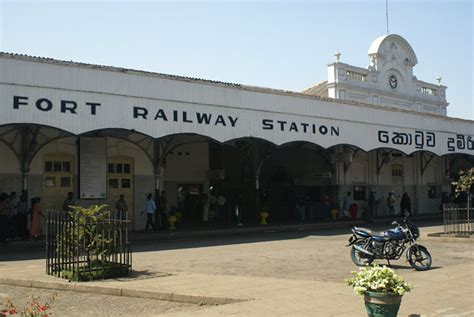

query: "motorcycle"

left=347, top=218, right=432, bottom=271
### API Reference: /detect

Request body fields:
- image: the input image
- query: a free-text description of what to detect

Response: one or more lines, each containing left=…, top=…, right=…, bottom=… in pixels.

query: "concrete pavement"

left=0, top=221, right=473, bottom=316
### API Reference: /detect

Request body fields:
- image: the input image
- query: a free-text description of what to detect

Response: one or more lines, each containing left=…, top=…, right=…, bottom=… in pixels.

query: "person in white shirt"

left=142, top=193, right=156, bottom=231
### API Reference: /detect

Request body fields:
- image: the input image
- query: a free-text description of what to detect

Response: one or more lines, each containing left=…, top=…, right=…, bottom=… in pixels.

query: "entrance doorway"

left=177, top=184, right=203, bottom=225
left=107, top=157, right=134, bottom=227
left=42, top=154, right=74, bottom=211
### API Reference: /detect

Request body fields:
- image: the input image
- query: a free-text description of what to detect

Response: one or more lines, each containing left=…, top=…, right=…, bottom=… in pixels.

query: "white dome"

left=368, top=34, right=418, bottom=66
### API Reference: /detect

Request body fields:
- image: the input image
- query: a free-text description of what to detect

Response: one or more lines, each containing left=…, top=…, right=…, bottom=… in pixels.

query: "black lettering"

left=215, top=115, right=226, bottom=126
left=289, top=122, right=298, bottom=132
left=447, top=137, right=455, bottom=151
left=35, top=98, right=53, bottom=111
left=456, top=134, right=465, bottom=149
left=319, top=125, right=328, bottom=135
left=13, top=96, right=28, bottom=109
left=331, top=126, right=340, bottom=136
left=196, top=112, right=212, bottom=124
left=426, top=132, right=435, bottom=147
left=182, top=111, right=193, bottom=123
left=312, top=124, right=316, bottom=134
left=228, top=116, right=238, bottom=127
left=414, top=131, right=424, bottom=149
left=85, top=102, right=101, bottom=115
left=301, top=123, right=309, bottom=133
left=277, top=121, right=287, bottom=131
left=133, top=106, right=148, bottom=119
left=154, top=109, right=168, bottom=121
left=173, top=110, right=178, bottom=122
left=467, top=136, right=474, bottom=150
left=60, top=100, right=77, bottom=114
left=262, top=119, right=273, bottom=130
left=378, top=131, right=389, bottom=143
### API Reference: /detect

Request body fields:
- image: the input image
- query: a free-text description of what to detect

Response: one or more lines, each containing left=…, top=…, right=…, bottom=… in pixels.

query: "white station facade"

left=0, top=34, right=473, bottom=229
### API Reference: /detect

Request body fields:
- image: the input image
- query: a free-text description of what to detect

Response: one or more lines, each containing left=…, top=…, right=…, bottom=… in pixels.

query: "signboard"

left=79, top=137, right=107, bottom=199
left=0, top=64, right=473, bottom=157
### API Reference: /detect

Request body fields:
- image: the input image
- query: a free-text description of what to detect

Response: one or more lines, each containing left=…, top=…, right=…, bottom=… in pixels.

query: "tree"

left=452, top=167, right=474, bottom=196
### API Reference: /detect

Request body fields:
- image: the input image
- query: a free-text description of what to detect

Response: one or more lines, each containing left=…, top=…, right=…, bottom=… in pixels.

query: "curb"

left=424, top=232, right=473, bottom=243
left=0, top=277, right=246, bottom=306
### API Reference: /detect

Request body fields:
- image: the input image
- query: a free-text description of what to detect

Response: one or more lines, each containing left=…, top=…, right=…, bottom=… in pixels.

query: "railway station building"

left=0, top=34, right=472, bottom=230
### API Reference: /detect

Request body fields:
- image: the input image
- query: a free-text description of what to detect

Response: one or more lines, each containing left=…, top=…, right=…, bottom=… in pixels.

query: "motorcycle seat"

left=353, top=227, right=386, bottom=237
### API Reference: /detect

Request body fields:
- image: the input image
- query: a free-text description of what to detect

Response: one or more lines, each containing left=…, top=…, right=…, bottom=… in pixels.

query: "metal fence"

left=443, top=200, right=473, bottom=235
left=46, top=210, right=131, bottom=281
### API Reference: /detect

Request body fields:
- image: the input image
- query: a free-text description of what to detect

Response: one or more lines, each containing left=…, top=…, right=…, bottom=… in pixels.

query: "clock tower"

left=305, top=34, right=449, bottom=116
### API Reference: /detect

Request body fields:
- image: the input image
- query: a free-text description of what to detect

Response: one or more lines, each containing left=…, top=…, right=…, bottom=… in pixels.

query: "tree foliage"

left=452, top=167, right=474, bottom=195
left=57, top=204, right=114, bottom=261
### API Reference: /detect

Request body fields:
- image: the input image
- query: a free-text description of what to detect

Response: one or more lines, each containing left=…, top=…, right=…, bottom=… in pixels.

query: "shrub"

left=346, top=265, right=413, bottom=296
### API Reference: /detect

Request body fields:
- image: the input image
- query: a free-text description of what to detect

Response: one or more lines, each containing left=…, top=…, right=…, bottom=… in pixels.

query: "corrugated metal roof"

left=0, top=51, right=472, bottom=124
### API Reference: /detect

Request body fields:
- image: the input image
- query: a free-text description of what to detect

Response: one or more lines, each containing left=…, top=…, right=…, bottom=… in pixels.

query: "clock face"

left=389, top=75, right=398, bottom=89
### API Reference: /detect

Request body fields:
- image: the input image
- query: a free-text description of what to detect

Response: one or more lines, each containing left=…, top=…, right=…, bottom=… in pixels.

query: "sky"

left=1, top=0, right=472, bottom=120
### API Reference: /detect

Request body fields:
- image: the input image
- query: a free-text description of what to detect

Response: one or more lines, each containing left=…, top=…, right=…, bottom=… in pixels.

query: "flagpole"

left=386, top=0, right=390, bottom=34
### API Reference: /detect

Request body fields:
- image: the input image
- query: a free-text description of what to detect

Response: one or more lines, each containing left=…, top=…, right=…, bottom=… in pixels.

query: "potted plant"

left=346, top=265, right=413, bottom=317
left=168, top=206, right=178, bottom=230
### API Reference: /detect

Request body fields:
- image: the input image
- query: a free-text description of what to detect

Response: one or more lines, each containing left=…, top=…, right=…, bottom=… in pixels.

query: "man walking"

left=142, top=193, right=156, bottom=231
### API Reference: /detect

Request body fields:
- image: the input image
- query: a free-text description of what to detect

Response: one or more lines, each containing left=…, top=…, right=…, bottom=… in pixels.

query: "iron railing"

left=443, top=199, right=473, bottom=235
left=46, top=210, right=131, bottom=281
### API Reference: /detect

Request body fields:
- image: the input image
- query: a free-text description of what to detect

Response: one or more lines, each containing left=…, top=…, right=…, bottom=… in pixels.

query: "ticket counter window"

left=107, top=158, right=134, bottom=227
left=43, top=157, right=74, bottom=211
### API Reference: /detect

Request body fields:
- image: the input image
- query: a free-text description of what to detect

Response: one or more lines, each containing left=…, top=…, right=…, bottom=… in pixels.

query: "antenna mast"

left=385, top=0, right=390, bottom=34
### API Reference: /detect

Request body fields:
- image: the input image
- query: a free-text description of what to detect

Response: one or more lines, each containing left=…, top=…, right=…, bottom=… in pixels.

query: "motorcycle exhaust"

left=353, top=244, right=374, bottom=257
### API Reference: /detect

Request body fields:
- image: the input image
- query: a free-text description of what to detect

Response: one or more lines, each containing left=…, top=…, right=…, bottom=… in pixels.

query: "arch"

left=368, top=34, right=418, bottom=66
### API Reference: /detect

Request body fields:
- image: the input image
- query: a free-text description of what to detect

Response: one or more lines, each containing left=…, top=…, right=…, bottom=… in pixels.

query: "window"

left=109, top=178, right=119, bottom=189
left=391, top=165, right=403, bottom=177
left=353, top=185, right=366, bottom=201
left=62, top=161, right=71, bottom=172
left=121, top=178, right=131, bottom=188
left=108, top=163, right=131, bottom=174
left=45, top=161, right=53, bottom=172
left=124, top=164, right=130, bottom=174
left=60, top=177, right=71, bottom=187
left=53, top=161, right=62, bottom=172
left=44, top=177, right=56, bottom=188
left=44, top=160, right=72, bottom=173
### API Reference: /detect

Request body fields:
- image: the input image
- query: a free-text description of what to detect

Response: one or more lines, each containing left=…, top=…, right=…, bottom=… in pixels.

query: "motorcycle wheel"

left=407, top=245, right=432, bottom=271
left=351, top=242, right=374, bottom=266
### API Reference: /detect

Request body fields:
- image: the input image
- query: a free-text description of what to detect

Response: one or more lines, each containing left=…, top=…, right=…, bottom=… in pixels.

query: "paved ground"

left=0, top=221, right=473, bottom=316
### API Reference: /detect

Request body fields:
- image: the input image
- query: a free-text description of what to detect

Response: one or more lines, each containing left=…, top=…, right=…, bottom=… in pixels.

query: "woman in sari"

left=30, top=197, right=42, bottom=239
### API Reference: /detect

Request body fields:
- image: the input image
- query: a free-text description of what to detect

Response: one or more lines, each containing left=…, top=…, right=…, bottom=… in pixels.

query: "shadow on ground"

left=0, top=219, right=443, bottom=262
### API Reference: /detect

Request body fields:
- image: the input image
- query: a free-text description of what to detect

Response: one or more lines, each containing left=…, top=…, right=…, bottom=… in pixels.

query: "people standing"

left=8, top=192, right=18, bottom=239
left=142, top=193, right=156, bottom=231
left=202, top=194, right=209, bottom=223
left=17, top=192, right=29, bottom=239
left=387, top=192, right=396, bottom=217
left=115, top=194, right=128, bottom=220
left=30, top=197, right=42, bottom=239
left=217, top=192, right=226, bottom=223
left=368, top=191, right=376, bottom=220
left=159, top=190, right=168, bottom=229
left=343, top=192, right=351, bottom=219
left=400, top=192, right=411, bottom=218
left=63, top=192, right=75, bottom=220
left=0, top=193, right=9, bottom=243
